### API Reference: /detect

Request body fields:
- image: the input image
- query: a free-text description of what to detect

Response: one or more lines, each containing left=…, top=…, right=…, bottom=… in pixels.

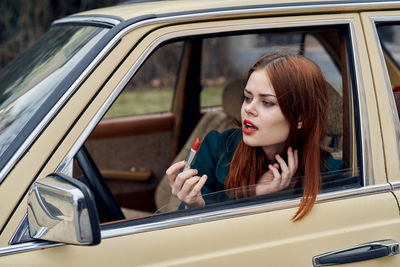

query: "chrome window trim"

left=0, top=241, right=62, bottom=257
left=348, top=20, right=374, bottom=186
left=390, top=181, right=400, bottom=190
left=52, top=16, right=122, bottom=27
left=368, top=16, right=400, bottom=174
left=101, top=184, right=390, bottom=240
left=2, top=183, right=392, bottom=256
left=0, top=0, right=381, bottom=185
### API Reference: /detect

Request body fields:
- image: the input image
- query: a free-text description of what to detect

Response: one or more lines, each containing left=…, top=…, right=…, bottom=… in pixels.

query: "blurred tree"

left=0, top=0, right=123, bottom=69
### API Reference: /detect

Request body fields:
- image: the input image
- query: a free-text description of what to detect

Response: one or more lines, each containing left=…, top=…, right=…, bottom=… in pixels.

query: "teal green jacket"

left=191, top=128, right=345, bottom=198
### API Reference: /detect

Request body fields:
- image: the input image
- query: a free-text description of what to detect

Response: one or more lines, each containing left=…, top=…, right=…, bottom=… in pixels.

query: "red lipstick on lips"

left=243, top=119, right=258, bottom=134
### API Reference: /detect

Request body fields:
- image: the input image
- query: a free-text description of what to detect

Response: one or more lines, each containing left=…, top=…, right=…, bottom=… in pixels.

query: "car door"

left=1, top=11, right=400, bottom=267
left=360, top=11, right=400, bottom=184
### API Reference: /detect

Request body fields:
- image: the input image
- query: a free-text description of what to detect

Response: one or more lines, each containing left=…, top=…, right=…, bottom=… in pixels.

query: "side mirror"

left=27, top=173, right=100, bottom=245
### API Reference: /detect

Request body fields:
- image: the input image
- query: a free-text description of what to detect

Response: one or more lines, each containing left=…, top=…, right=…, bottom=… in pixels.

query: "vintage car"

left=0, top=0, right=400, bottom=266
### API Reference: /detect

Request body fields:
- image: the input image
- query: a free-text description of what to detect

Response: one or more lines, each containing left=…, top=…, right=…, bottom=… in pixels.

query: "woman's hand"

left=255, top=147, right=298, bottom=195
left=166, top=161, right=207, bottom=208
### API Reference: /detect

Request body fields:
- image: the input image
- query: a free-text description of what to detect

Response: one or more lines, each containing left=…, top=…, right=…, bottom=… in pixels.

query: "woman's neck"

left=262, top=142, right=285, bottom=161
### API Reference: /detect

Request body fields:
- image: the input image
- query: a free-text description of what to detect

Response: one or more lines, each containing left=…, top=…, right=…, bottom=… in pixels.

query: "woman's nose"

left=244, top=101, right=257, bottom=116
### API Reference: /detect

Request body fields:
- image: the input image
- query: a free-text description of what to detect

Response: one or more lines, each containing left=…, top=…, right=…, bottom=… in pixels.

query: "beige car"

left=0, top=0, right=400, bottom=266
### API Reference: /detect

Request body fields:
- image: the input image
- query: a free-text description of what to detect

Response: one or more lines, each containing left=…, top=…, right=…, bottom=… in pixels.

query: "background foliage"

left=0, top=0, right=124, bottom=69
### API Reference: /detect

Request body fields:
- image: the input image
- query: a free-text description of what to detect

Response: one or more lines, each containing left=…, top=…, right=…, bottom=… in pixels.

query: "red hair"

left=225, top=53, right=328, bottom=221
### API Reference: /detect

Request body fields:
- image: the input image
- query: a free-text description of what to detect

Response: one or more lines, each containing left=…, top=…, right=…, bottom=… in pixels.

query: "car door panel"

left=1, top=191, right=399, bottom=266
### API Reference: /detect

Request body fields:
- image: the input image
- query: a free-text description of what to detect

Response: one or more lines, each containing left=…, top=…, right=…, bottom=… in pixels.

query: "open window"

left=68, top=22, right=361, bottom=223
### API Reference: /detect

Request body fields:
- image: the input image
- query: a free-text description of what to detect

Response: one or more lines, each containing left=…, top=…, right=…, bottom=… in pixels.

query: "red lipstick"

left=243, top=119, right=258, bottom=134
left=182, top=138, right=201, bottom=171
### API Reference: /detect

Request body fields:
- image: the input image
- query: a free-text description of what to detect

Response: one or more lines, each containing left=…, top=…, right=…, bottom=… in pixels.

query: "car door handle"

left=313, top=239, right=399, bottom=266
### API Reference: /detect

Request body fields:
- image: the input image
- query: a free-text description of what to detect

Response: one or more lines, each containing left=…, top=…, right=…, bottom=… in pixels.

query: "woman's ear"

left=297, top=121, right=303, bottom=129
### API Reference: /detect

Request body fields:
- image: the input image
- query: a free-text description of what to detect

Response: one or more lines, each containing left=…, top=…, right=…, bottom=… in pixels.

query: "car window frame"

left=56, top=14, right=373, bottom=228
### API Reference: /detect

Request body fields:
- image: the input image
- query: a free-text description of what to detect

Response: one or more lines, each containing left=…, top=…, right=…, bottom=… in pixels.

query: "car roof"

left=70, top=0, right=400, bottom=22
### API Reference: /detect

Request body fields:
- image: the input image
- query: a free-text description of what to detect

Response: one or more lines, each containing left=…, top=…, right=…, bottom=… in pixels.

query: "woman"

left=166, top=52, right=343, bottom=221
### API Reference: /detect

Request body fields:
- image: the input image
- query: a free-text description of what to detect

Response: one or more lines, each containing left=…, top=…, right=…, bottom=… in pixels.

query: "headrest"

left=326, top=83, right=343, bottom=136
left=222, top=78, right=246, bottom=123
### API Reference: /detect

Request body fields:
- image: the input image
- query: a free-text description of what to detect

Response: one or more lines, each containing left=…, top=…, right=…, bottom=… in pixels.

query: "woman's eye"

left=263, top=101, right=275, bottom=107
left=244, top=95, right=252, bottom=102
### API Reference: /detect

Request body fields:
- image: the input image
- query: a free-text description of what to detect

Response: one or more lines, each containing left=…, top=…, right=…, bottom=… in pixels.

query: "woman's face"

left=241, top=69, right=290, bottom=157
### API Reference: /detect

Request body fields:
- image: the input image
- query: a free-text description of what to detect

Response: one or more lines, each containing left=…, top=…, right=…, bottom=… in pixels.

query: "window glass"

left=304, top=34, right=343, bottom=93
left=376, top=24, right=400, bottom=119
left=105, top=41, right=183, bottom=118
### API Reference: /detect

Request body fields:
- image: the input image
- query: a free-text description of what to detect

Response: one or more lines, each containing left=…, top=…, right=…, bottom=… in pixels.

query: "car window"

left=303, top=33, right=343, bottom=92
left=105, top=42, right=183, bottom=118
left=375, top=23, right=400, bottom=120
left=71, top=23, right=361, bottom=224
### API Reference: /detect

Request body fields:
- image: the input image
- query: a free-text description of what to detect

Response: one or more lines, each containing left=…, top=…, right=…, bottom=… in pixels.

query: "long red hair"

left=225, top=53, right=328, bottom=221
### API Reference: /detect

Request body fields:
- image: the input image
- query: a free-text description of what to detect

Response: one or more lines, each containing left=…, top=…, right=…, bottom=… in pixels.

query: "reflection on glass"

left=0, top=25, right=108, bottom=159
left=155, top=168, right=358, bottom=214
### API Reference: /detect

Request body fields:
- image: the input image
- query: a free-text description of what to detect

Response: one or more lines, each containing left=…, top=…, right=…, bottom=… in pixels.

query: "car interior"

left=71, top=25, right=362, bottom=223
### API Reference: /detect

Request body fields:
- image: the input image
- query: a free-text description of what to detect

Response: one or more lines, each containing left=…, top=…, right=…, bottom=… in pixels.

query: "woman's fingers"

left=166, top=160, right=186, bottom=184
left=275, top=154, right=289, bottom=177
left=166, top=161, right=206, bottom=207
left=269, top=164, right=281, bottom=181
left=287, top=147, right=295, bottom=174
left=178, top=175, right=200, bottom=199
left=193, top=175, right=207, bottom=193
left=171, top=168, right=198, bottom=195
left=177, top=175, right=207, bottom=206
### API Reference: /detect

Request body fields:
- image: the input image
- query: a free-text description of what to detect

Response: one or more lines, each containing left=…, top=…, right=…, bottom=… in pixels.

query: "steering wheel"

left=75, top=146, right=125, bottom=222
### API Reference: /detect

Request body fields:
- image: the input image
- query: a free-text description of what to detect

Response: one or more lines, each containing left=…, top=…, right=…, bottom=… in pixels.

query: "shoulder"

left=204, top=128, right=241, bottom=150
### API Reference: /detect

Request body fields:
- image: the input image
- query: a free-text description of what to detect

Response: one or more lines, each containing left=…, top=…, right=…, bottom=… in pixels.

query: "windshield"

left=0, top=24, right=108, bottom=175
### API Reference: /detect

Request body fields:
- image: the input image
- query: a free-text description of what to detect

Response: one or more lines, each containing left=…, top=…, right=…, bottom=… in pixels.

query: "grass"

left=105, top=86, right=223, bottom=119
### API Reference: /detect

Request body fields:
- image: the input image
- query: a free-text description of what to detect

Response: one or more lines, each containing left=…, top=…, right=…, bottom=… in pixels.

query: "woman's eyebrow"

left=244, top=88, right=276, bottom=98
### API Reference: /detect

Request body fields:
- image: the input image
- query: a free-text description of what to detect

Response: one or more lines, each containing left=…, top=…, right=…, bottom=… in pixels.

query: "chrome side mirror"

left=27, top=173, right=100, bottom=245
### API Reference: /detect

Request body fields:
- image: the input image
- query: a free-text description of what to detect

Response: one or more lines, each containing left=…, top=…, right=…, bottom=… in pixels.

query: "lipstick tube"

left=178, top=138, right=201, bottom=173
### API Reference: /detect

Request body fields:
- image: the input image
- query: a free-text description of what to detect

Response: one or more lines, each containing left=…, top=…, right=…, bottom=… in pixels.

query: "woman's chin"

left=242, top=136, right=260, bottom=147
